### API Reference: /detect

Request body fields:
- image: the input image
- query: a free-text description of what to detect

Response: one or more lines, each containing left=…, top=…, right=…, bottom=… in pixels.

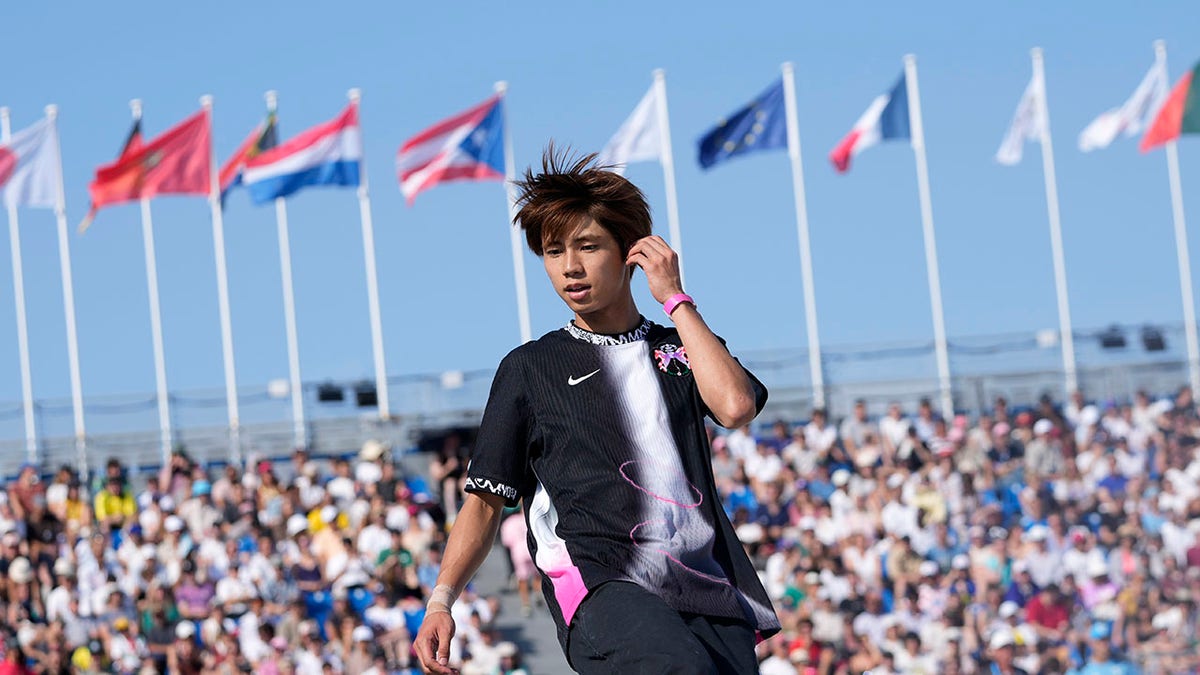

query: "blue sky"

left=2, top=1, right=1200, bottom=434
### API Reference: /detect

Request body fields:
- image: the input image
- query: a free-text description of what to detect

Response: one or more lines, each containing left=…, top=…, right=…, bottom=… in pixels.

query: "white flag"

left=1078, top=59, right=1168, bottom=152
left=996, top=72, right=1047, bottom=166
left=597, top=84, right=662, bottom=174
left=0, top=117, right=59, bottom=210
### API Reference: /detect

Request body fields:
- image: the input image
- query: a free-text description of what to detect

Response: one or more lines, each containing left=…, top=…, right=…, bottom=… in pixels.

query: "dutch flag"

left=242, top=103, right=362, bottom=204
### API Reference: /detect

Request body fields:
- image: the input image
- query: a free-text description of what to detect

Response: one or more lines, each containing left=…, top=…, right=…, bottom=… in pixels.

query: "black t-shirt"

left=464, top=318, right=781, bottom=650
left=26, top=514, right=60, bottom=547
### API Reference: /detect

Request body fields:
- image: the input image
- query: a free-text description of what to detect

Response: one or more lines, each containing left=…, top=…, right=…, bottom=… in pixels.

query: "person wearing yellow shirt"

left=93, top=475, right=135, bottom=528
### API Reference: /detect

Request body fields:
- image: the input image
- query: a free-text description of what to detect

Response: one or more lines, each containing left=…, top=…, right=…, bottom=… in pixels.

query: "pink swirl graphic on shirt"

left=620, top=459, right=730, bottom=585
left=629, top=518, right=732, bottom=585
left=618, top=460, right=703, bottom=508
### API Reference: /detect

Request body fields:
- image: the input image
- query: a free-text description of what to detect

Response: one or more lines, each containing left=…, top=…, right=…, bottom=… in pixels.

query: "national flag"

left=1079, top=58, right=1168, bottom=152
left=697, top=78, right=787, bottom=169
left=598, top=84, right=662, bottom=174
left=829, top=73, right=910, bottom=173
left=0, top=117, right=60, bottom=210
left=396, top=95, right=505, bottom=205
left=996, top=72, right=1048, bottom=166
left=219, top=112, right=278, bottom=200
left=241, top=104, right=360, bottom=205
left=81, top=111, right=211, bottom=230
left=77, top=120, right=143, bottom=231
left=1141, top=60, right=1200, bottom=152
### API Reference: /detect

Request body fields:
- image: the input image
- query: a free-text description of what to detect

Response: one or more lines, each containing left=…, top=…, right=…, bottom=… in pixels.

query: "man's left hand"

left=626, top=236, right=683, bottom=305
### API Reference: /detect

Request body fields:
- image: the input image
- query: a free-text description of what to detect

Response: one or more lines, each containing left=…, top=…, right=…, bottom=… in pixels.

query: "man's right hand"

left=414, top=610, right=457, bottom=674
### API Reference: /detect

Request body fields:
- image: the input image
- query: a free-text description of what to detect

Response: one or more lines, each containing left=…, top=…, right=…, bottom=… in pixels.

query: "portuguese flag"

left=1141, top=60, right=1200, bottom=152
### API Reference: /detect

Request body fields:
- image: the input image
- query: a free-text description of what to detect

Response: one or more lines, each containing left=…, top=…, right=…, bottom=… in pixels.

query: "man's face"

left=542, top=219, right=629, bottom=317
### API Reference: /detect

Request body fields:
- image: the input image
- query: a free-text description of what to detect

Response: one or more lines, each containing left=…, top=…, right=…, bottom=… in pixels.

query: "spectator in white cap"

left=1024, top=418, right=1063, bottom=477
left=985, top=629, right=1029, bottom=675
left=342, top=624, right=374, bottom=675
left=356, top=439, right=389, bottom=485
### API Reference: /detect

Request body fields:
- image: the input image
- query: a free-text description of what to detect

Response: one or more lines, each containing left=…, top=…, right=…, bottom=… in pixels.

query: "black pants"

left=566, top=581, right=757, bottom=675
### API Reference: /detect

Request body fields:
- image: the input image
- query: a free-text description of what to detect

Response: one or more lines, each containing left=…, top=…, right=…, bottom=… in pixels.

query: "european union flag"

left=697, top=78, right=788, bottom=169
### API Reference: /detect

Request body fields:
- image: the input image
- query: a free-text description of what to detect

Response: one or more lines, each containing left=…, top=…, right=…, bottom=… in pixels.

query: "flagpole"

left=46, top=104, right=88, bottom=477
left=200, top=96, right=241, bottom=465
left=132, top=99, right=173, bottom=463
left=348, top=88, right=390, bottom=420
left=652, top=69, right=686, bottom=288
left=495, top=81, right=533, bottom=344
left=1155, top=42, right=1200, bottom=395
left=0, top=107, right=38, bottom=462
left=780, top=63, right=826, bottom=411
left=266, top=91, right=307, bottom=448
left=902, top=55, right=954, bottom=421
left=1031, top=48, right=1078, bottom=396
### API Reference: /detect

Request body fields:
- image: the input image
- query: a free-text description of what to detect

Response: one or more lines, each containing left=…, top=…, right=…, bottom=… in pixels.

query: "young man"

left=414, top=150, right=779, bottom=674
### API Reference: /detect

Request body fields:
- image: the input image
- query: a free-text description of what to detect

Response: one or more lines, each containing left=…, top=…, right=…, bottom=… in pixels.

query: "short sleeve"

left=464, top=350, right=535, bottom=507
left=702, top=336, right=769, bottom=427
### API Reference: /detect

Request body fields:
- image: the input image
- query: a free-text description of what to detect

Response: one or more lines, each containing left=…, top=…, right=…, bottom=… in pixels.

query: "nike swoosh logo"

left=568, top=369, right=601, bottom=386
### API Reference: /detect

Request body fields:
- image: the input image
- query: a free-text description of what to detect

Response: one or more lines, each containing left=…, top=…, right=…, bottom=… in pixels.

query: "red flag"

left=81, top=110, right=210, bottom=230
left=78, top=120, right=144, bottom=231
left=1140, top=70, right=1194, bottom=152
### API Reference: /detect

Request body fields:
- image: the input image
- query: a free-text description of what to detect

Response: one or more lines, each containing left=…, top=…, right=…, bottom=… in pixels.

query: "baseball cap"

left=286, top=514, right=309, bottom=537
left=1090, top=622, right=1112, bottom=640
left=989, top=630, right=1015, bottom=650
left=175, top=622, right=195, bottom=640
left=352, top=626, right=373, bottom=642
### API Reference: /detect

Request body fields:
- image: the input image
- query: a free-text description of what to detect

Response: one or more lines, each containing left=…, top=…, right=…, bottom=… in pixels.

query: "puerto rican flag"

left=396, top=94, right=505, bottom=204
left=242, top=103, right=361, bottom=205
left=829, top=73, right=911, bottom=173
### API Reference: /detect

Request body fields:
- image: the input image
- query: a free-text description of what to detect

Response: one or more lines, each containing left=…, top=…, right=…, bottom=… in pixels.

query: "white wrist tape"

left=427, top=584, right=459, bottom=614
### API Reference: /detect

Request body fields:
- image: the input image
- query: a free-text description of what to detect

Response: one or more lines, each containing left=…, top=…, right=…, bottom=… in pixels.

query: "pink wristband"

left=663, top=293, right=695, bottom=317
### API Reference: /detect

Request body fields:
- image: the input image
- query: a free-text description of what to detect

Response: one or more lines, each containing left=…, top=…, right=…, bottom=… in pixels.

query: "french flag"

left=829, top=73, right=911, bottom=173
left=396, top=94, right=505, bottom=205
left=243, top=104, right=361, bottom=205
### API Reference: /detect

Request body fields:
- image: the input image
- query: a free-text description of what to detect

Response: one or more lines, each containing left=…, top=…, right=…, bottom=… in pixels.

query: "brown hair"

left=512, top=144, right=651, bottom=256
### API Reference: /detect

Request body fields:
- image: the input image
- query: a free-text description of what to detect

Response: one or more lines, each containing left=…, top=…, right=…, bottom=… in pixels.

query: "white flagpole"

left=652, top=69, right=686, bottom=289
left=903, top=56, right=955, bottom=420
left=0, top=107, right=38, bottom=462
left=46, top=105, right=87, bottom=474
left=495, top=81, right=533, bottom=344
left=200, top=96, right=241, bottom=465
left=131, top=100, right=174, bottom=463
left=1031, top=48, right=1078, bottom=395
left=266, top=91, right=307, bottom=448
left=780, top=62, right=826, bottom=411
left=1156, top=41, right=1200, bottom=395
left=349, top=88, right=391, bottom=419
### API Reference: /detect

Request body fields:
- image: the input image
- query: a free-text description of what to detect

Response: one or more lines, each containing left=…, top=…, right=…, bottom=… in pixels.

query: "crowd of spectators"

left=0, top=437, right=528, bottom=675
left=3, top=384, right=1200, bottom=674
left=727, top=388, right=1200, bottom=675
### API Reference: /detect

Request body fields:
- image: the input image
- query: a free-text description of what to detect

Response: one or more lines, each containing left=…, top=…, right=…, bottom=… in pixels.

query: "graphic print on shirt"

left=653, top=342, right=691, bottom=376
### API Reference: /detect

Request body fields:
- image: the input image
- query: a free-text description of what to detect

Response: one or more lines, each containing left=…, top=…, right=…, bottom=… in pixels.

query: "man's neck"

left=573, top=296, right=640, bottom=335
